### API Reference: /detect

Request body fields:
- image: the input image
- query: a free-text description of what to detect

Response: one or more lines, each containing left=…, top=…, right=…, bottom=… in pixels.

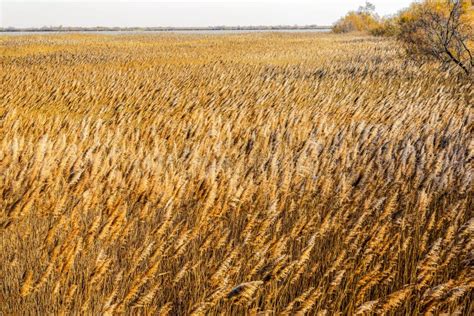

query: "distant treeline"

left=0, top=25, right=331, bottom=32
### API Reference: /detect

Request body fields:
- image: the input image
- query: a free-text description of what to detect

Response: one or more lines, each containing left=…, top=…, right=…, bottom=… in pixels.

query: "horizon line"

left=0, top=25, right=333, bottom=32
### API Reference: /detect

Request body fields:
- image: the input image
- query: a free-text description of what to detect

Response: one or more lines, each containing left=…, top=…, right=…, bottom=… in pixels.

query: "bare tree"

left=358, top=2, right=376, bottom=14
left=398, top=0, right=473, bottom=75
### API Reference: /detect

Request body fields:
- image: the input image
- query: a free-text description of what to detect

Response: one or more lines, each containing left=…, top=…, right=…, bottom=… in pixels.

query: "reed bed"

left=0, top=33, right=472, bottom=315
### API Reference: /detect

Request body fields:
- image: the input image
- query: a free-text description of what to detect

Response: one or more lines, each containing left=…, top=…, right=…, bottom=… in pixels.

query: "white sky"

left=0, top=0, right=415, bottom=28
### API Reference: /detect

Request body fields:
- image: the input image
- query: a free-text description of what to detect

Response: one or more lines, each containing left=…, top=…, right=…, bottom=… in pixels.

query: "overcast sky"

left=1, top=0, right=415, bottom=28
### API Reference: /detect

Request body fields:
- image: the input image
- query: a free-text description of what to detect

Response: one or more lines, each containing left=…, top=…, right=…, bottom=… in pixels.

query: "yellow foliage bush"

left=398, top=0, right=471, bottom=24
left=332, top=12, right=380, bottom=34
left=396, top=0, right=473, bottom=74
left=374, top=0, right=474, bottom=37
left=369, top=17, right=399, bottom=37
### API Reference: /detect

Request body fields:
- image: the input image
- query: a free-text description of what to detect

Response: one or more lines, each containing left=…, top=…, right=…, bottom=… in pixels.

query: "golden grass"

left=0, top=33, right=472, bottom=315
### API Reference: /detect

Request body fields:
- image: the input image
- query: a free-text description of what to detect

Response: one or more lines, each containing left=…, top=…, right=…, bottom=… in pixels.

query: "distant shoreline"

left=0, top=26, right=331, bottom=33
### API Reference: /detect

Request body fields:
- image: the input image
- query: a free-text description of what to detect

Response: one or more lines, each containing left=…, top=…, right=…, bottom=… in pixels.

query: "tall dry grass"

left=0, top=33, right=472, bottom=315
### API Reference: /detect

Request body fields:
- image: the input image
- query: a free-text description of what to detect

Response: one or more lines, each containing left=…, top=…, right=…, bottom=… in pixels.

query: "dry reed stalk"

left=0, top=33, right=472, bottom=315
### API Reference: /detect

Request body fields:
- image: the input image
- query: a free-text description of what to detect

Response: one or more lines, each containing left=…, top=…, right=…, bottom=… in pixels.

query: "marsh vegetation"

left=0, top=33, right=472, bottom=314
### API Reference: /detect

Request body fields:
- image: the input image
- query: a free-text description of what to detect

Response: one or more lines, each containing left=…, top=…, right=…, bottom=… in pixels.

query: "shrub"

left=369, top=1, right=473, bottom=75
left=333, top=2, right=381, bottom=33
left=369, top=17, right=400, bottom=37
left=398, top=0, right=473, bottom=75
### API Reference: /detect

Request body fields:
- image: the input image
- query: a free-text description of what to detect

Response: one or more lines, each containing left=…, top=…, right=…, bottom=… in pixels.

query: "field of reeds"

left=0, top=33, right=472, bottom=315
